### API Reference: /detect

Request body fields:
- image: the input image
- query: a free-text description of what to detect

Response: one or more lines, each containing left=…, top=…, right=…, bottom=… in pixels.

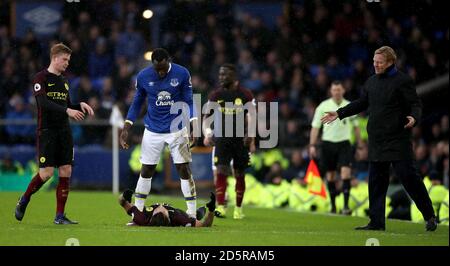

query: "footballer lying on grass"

left=118, top=190, right=216, bottom=227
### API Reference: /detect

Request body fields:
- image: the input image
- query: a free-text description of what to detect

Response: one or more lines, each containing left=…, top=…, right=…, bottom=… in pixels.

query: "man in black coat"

left=321, top=46, right=437, bottom=231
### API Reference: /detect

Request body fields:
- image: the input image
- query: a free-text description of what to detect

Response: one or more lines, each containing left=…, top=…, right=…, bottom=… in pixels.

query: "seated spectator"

left=237, top=49, right=257, bottom=81
left=0, top=154, right=24, bottom=175
left=279, top=119, right=306, bottom=148
left=242, top=69, right=263, bottom=92
left=100, top=76, right=116, bottom=111
left=5, top=94, right=35, bottom=144
left=77, top=75, right=99, bottom=102
left=283, top=149, right=307, bottom=181
left=264, top=161, right=284, bottom=185
left=81, top=96, right=110, bottom=145
left=88, top=37, right=113, bottom=78
left=115, top=24, right=145, bottom=63
left=415, top=142, right=433, bottom=177
left=353, top=141, right=369, bottom=181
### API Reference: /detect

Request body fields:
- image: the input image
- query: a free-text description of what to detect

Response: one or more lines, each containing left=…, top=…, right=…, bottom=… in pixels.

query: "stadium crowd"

left=0, top=0, right=448, bottom=210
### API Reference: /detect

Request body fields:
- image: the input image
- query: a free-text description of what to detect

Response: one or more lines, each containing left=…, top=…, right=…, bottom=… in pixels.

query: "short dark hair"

left=331, top=80, right=343, bottom=86
left=149, top=212, right=170, bottom=226
left=151, top=48, right=170, bottom=63
left=220, top=63, right=236, bottom=73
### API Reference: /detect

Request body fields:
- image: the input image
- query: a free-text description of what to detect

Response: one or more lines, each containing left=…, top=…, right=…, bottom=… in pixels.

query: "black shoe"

left=330, top=207, right=337, bottom=214
left=425, top=216, right=437, bottom=232
left=15, top=196, right=29, bottom=221
left=123, top=189, right=133, bottom=202
left=119, top=189, right=133, bottom=207
left=341, top=208, right=352, bottom=216
left=355, top=224, right=385, bottom=231
left=54, top=214, right=78, bottom=225
left=196, top=206, right=206, bottom=220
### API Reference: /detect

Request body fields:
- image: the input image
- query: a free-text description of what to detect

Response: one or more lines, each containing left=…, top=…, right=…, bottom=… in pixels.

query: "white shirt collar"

left=167, top=63, right=172, bottom=73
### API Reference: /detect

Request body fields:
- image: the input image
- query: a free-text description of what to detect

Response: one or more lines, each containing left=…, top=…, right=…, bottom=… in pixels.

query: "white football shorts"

left=140, top=127, right=192, bottom=165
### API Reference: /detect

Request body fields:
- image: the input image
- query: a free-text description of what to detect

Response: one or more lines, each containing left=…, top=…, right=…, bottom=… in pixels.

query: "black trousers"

left=368, top=160, right=435, bottom=227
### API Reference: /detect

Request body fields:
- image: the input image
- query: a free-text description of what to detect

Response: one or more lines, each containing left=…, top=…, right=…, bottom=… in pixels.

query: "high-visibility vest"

left=226, top=174, right=265, bottom=206
left=349, top=182, right=370, bottom=218
left=429, top=185, right=448, bottom=216
left=129, top=145, right=142, bottom=173
left=385, top=196, right=392, bottom=218
left=410, top=202, right=422, bottom=223
left=226, top=176, right=236, bottom=206
left=250, top=153, right=263, bottom=171
left=423, top=176, right=432, bottom=190
left=264, top=180, right=291, bottom=208
left=26, top=160, right=38, bottom=175
left=242, top=174, right=266, bottom=206
left=289, top=180, right=319, bottom=212
left=439, top=192, right=449, bottom=225
left=129, top=145, right=164, bottom=173
left=350, top=116, right=368, bottom=145
left=289, top=179, right=329, bottom=212
left=411, top=184, right=448, bottom=223
left=262, top=149, right=289, bottom=169
left=334, top=182, right=390, bottom=217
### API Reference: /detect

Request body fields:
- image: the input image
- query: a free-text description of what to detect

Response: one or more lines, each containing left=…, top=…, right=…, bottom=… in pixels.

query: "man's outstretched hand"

left=404, top=116, right=416, bottom=129
left=321, top=111, right=339, bottom=124
left=206, top=192, right=216, bottom=212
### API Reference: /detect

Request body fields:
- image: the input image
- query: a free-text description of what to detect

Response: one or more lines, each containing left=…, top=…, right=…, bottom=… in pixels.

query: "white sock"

left=180, top=177, right=197, bottom=218
left=134, top=176, right=152, bottom=211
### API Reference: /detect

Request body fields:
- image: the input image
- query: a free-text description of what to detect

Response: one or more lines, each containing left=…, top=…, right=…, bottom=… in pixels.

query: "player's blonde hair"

left=50, top=43, right=72, bottom=59
left=374, top=46, right=397, bottom=64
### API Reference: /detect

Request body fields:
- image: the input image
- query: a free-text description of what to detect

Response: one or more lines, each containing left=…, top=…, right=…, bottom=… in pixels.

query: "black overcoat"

left=337, top=65, right=422, bottom=161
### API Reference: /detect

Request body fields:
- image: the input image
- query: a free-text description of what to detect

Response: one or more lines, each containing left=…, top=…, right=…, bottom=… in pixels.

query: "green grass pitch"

left=0, top=191, right=447, bottom=246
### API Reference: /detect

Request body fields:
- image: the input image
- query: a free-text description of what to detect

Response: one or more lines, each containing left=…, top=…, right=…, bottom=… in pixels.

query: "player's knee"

left=175, top=163, right=191, bottom=179
left=216, top=165, right=229, bottom=176
left=59, top=165, right=72, bottom=177
left=326, top=172, right=335, bottom=181
left=141, top=164, right=156, bottom=178
left=341, top=167, right=351, bottom=179
left=39, top=167, right=54, bottom=181
left=233, top=168, right=245, bottom=178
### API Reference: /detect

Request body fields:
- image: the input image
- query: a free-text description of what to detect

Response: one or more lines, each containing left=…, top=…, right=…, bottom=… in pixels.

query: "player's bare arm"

left=80, top=102, right=95, bottom=116
left=202, top=101, right=215, bottom=147
left=195, top=192, right=216, bottom=227
left=66, top=108, right=85, bottom=121
left=404, top=115, right=416, bottom=129
left=120, top=121, right=132, bottom=149
left=309, top=127, right=320, bottom=158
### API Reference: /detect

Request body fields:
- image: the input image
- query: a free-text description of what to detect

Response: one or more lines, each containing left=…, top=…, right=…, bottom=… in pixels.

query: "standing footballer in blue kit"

left=120, top=48, right=199, bottom=222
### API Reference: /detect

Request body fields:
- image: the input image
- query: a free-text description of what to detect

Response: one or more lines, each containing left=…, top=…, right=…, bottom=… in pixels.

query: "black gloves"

left=206, top=192, right=216, bottom=212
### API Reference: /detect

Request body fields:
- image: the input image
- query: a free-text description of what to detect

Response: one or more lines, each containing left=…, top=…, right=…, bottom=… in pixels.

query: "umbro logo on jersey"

left=149, top=82, right=154, bottom=86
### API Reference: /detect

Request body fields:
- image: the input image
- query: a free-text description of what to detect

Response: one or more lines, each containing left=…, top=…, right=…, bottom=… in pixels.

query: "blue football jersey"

left=126, top=63, right=196, bottom=133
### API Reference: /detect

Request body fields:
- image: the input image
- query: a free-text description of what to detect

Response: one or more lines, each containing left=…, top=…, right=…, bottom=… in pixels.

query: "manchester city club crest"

left=170, top=78, right=179, bottom=87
